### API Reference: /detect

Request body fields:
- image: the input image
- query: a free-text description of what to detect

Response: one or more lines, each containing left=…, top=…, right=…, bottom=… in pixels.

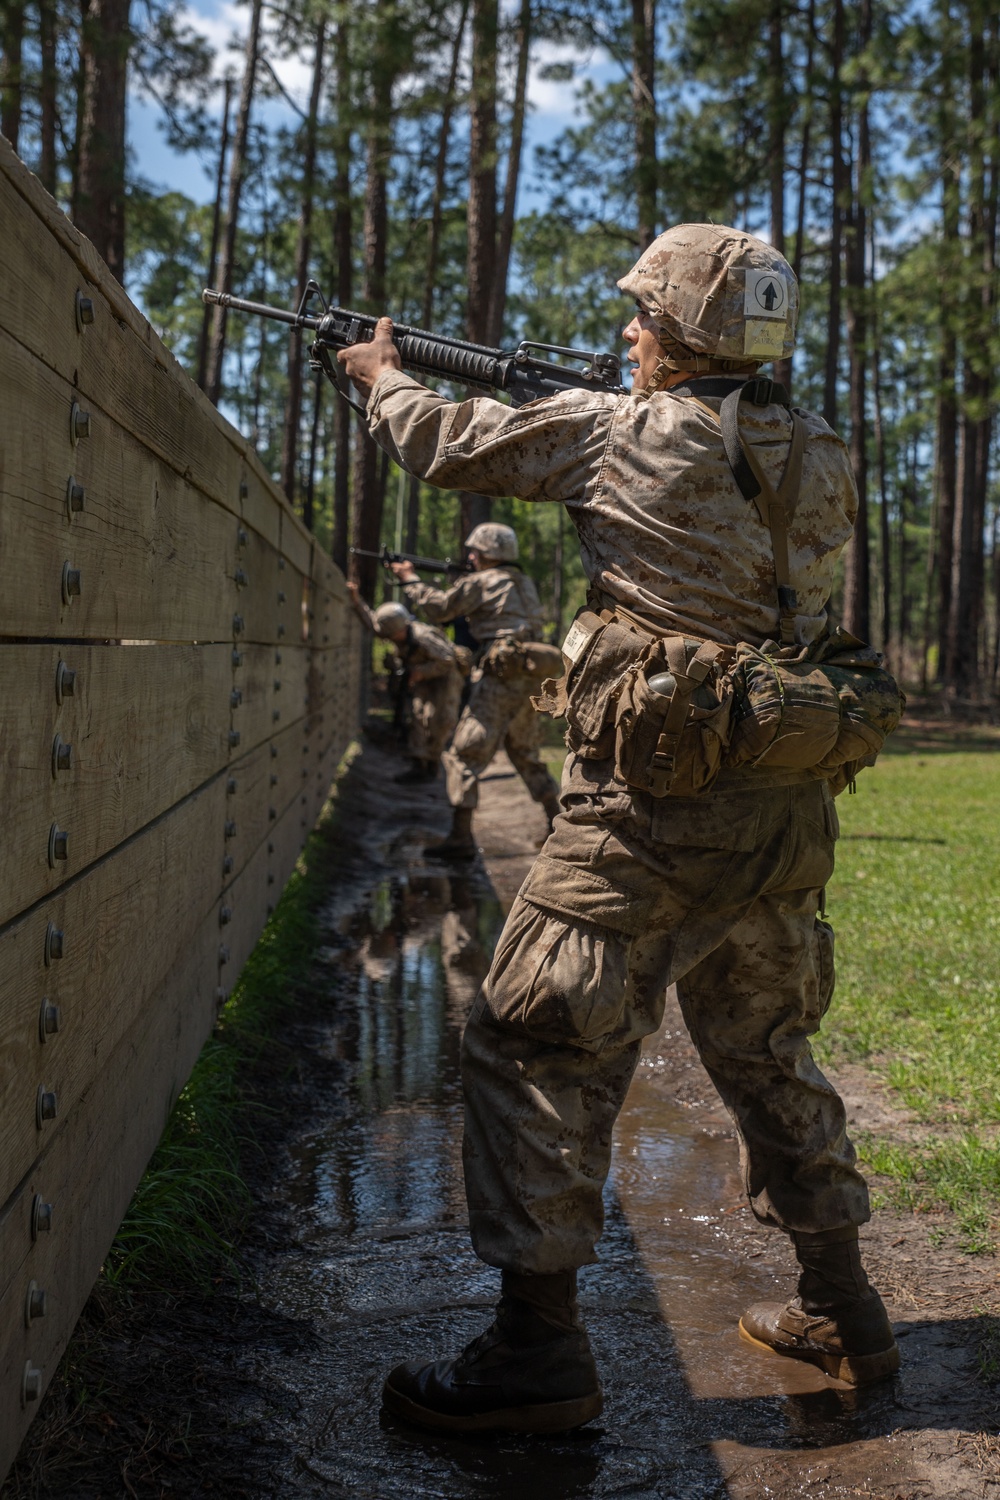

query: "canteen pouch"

left=614, top=637, right=733, bottom=798
left=486, top=637, right=564, bottom=682
left=726, top=628, right=905, bottom=784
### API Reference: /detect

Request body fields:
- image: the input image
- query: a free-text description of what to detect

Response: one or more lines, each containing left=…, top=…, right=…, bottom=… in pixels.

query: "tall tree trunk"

left=404, top=0, right=469, bottom=552
left=38, top=0, right=58, bottom=192
left=422, top=0, right=469, bottom=329
left=197, top=76, right=233, bottom=391
left=631, top=0, right=656, bottom=249
left=281, top=20, right=326, bottom=506
left=871, top=324, right=892, bottom=657
left=823, top=0, right=845, bottom=430
left=769, top=0, right=792, bottom=389
left=350, top=3, right=399, bottom=602
left=462, top=0, right=499, bottom=539
left=331, top=12, right=352, bottom=575
left=1, top=0, right=25, bottom=150
left=205, top=0, right=263, bottom=406
left=76, top=0, right=131, bottom=282
left=934, top=0, right=960, bottom=678
left=945, top=1, right=991, bottom=691
left=303, top=372, right=322, bottom=534
left=487, top=0, right=530, bottom=344
left=841, top=0, right=871, bottom=639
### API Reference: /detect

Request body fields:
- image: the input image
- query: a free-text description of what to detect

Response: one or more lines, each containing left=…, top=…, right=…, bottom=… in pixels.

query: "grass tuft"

left=104, top=754, right=356, bottom=1291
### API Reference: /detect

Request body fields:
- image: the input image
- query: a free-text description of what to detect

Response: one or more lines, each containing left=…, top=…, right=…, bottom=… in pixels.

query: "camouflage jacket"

left=366, top=371, right=858, bottom=649
left=402, top=565, right=545, bottom=646
left=355, top=598, right=460, bottom=680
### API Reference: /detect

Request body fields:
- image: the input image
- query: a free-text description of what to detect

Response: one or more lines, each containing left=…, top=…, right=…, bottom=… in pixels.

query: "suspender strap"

left=696, top=383, right=807, bottom=648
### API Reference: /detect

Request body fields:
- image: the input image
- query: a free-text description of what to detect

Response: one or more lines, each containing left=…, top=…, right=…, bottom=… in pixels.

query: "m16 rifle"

left=348, top=545, right=467, bottom=577
left=202, top=281, right=624, bottom=408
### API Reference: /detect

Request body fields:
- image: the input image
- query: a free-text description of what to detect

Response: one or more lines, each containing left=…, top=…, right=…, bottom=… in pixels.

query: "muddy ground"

left=7, top=741, right=1000, bottom=1499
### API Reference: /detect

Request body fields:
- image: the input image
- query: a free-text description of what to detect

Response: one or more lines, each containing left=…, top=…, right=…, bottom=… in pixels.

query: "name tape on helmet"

left=744, top=318, right=787, bottom=359
left=744, top=269, right=789, bottom=320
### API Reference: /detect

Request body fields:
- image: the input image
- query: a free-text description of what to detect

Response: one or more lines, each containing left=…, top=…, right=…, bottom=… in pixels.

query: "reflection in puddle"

left=266, top=834, right=912, bottom=1497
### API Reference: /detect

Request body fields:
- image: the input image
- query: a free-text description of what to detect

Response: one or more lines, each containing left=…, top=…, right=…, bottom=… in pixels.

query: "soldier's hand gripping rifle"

left=202, top=281, right=624, bottom=409
left=348, top=545, right=467, bottom=577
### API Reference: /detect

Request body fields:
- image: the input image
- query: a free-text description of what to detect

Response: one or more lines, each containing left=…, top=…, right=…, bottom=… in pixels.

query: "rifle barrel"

left=202, top=288, right=324, bottom=331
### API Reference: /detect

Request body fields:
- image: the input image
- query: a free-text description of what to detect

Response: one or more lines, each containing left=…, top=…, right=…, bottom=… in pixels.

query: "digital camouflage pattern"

left=394, top=620, right=463, bottom=761
left=356, top=596, right=463, bottom=761
left=401, top=562, right=556, bottom=810
left=462, top=773, right=869, bottom=1273
left=364, top=355, right=867, bottom=1279
left=443, top=670, right=558, bottom=810
left=402, top=562, right=546, bottom=645
left=466, top=521, right=519, bottom=561
left=617, top=223, right=799, bottom=365
left=368, top=371, right=857, bottom=650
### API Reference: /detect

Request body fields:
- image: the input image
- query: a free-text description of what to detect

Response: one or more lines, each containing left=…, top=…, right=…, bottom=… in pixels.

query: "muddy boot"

left=395, top=759, right=437, bottom=785
left=424, top=805, right=476, bottom=860
left=739, top=1228, right=899, bottom=1386
left=382, top=1272, right=603, bottom=1434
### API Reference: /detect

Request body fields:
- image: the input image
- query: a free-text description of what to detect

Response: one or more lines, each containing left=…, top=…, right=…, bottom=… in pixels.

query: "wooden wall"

left=0, top=137, right=361, bottom=1475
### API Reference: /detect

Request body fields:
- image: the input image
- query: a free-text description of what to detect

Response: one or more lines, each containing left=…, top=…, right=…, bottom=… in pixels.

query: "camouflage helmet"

left=618, top=224, right=798, bottom=368
left=465, top=522, right=519, bottom=562
left=372, top=601, right=413, bottom=636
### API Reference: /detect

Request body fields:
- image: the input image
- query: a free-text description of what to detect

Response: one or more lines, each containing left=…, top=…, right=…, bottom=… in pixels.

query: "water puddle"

left=252, top=789, right=927, bottom=1498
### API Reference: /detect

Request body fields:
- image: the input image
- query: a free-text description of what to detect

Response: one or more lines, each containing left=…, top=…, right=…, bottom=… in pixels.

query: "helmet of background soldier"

left=465, top=522, right=519, bottom=562
left=372, top=601, right=413, bottom=637
left=617, top=223, right=798, bottom=371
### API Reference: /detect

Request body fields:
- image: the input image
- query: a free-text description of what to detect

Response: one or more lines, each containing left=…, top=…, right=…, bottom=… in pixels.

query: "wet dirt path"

left=216, top=746, right=997, bottom=1499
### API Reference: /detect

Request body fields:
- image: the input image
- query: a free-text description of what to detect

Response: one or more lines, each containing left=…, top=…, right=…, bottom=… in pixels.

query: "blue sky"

left=128, top=0, right=620, bottom=209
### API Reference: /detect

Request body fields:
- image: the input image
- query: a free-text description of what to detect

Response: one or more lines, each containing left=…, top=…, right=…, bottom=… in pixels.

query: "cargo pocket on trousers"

left=484, top=905, right=631, bottom=1050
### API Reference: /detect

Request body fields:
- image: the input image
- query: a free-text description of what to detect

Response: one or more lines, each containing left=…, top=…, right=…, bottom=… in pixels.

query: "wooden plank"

left=0, top=903, right=220, bottom=1474
left=0, top=328, right=244, bottom=642
left=279, top=506, right=312, bottom=578
left=230, top=643, right=310, bottom=760
left=0, top=776, right=228, bottom=1211
left=0, top=643, right=232, bottom=929
left=0, top=142, right=268, bottom=531
left=223, top=718, right=310, bottom=882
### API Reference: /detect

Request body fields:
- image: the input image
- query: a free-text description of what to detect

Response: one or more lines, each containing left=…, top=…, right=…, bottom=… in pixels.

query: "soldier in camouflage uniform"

left=338, top=223, right=898, bottom=1435
left=347, top=587, right=463, bottom=783
left=389, top=523, right=561, bottom=857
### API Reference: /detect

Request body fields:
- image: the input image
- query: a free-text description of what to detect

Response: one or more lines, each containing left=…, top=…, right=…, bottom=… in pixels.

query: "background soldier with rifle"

left=346, top=587, right=464, bottom=784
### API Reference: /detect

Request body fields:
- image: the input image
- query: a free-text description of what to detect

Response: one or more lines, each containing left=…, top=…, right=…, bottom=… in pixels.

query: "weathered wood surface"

left=0, top=133, right=362, bottom=1476
left=0, top=643, right=233, bottom=927
left=0, top=902, right=221, bottom=1465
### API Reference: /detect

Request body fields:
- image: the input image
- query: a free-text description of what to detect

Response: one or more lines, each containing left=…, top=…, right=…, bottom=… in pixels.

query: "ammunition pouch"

left=483, top=636, right=564, bottom=683
left=613, top=636, right=734, bottom=797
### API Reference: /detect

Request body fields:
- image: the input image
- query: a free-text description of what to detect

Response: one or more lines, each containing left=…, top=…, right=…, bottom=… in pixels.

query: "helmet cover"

left=465, top=522, right=519, bottom=562
left=373, top=601, right=413, bottom=635
left=618, top=223, right=798, bottom=364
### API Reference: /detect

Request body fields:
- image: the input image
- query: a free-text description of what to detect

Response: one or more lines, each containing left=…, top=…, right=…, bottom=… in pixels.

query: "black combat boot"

left=424, top=805, right=476, bottom=860
left=395, top=759, right=438, bottom=784
left=382, top=1272, right=603, bottom=1434
left=739, top=1227, right=899, bottom=1386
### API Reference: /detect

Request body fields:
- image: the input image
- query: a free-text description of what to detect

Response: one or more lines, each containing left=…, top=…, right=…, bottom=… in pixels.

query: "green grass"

left=816, top=735, right=1000, bottom=1252
left=104, top=752, right=357, bottom=1291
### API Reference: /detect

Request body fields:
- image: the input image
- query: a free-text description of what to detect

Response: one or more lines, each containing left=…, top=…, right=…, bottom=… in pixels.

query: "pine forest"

left=2, top=0, right=998, bottom=696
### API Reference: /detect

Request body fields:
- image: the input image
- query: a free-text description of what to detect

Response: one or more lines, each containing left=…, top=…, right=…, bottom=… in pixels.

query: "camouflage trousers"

left=442, top=669, right=559, bottom=810
left=409, top=672, right=463, bottom=762
left=461, top=772, right=870, bottom=1274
